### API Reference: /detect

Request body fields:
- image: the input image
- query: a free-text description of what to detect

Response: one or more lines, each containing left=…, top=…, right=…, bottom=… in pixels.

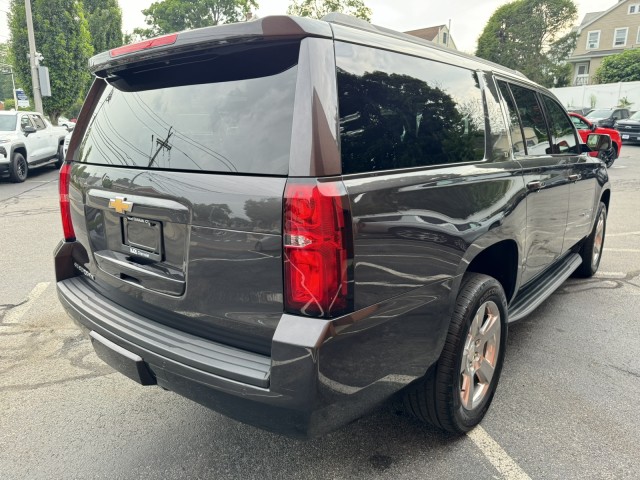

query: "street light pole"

left=24, top=0, right=43, bottom=114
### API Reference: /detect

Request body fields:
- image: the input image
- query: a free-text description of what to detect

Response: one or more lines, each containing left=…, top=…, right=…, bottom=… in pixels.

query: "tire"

left=575, top=202, right=607, bottom=278
left=403, top=273, right=508, bottom=433
left=9, top=152, right=28, bottom=183
left=54, top=144, right=64, bottom=168
left=601, top=144, right=617, bottom=168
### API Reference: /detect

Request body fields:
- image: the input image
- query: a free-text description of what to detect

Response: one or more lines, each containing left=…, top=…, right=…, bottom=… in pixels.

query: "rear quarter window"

left=336, top=42, right=486, bottom=174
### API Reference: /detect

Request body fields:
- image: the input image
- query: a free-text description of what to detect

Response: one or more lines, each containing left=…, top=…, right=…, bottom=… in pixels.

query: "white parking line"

left=604, top=248, right=640, bottom=253
left=3, top=282, right=50, bottom=323
left=607, top=231, right=640, bottom=237
left=467, top=425, right=532, bottom=480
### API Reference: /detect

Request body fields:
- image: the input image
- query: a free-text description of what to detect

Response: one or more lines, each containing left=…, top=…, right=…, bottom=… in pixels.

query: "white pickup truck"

left=0, top=110, right=68, bottom=182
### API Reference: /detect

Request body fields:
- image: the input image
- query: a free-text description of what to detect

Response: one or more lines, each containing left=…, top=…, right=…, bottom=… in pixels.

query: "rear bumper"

left=57, top=275, right=326, bottom=437
left=55, top=238, right=450, bottom=438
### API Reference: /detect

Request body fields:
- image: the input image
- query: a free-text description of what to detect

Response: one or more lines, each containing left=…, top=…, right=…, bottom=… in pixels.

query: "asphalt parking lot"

left=1, top=146, right=639, bottom=479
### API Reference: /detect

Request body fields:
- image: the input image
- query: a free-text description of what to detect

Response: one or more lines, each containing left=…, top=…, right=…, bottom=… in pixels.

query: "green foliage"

left=84, top=0, right=124, bottom=54
left=134, top=0, right=258, bottom=39
left=594, top=49, right=640, bottom=84
left=475, top=0, right=577, bottom=87
left=0, top=43, right=14, bottom=104
left=617, top=97, right=633, bottom=108
left=287, top=0, right=371, bottom=20
left=8, top=0, right=93, bottom=123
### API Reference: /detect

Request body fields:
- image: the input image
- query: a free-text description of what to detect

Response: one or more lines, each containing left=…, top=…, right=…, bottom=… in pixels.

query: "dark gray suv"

left=55, top=14, right=611, bottom=438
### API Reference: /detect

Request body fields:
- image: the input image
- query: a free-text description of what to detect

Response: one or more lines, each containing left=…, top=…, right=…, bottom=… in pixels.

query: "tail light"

left=59, top=162, right=76, bottom=242
left=283, top=179, right=352, bottom=318
left=109, top=33, right=178, bottom=57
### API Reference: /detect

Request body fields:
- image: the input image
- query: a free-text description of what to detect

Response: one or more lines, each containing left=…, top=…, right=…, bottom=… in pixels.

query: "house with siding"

left=405, top=25, right=457, bottom=50
left=567, top=0, right=640, bottom=85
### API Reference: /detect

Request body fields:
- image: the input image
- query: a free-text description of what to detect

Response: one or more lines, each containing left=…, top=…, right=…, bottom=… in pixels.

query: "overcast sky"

left=0, top=0, right=616, bottom=54
left=120, top=0, right=614, bottom=53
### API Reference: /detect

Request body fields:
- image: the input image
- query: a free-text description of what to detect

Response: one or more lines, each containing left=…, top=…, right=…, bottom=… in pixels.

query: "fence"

left=549, top=81, right=640, bottom=111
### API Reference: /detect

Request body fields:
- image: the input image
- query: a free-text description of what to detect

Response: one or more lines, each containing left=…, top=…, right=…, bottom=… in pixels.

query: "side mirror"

left=22, top=125, right=36, bottom=135
left=590, top=123, right=597, bottom=132
left=66, top=125, right=75, bottom=133
left=587, top=133, right=612, bottom=152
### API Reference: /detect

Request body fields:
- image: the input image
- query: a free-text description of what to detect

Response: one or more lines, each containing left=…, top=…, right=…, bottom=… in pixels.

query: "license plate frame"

left=121, top=215, right=163, bottom=261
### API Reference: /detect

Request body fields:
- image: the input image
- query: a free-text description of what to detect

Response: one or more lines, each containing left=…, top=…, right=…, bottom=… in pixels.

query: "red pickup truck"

left=569, top=112, right=621, bottom=167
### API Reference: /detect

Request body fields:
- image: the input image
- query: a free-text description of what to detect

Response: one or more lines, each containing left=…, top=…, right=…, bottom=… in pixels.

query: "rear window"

left=76, top=43, right=299, bottom=175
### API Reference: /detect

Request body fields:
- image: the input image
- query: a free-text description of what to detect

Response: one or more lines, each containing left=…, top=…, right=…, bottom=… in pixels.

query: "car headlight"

left=0, top=139, right=10, bottom=144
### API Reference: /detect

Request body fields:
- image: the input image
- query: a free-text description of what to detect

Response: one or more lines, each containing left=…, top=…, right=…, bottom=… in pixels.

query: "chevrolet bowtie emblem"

left=108, top=196, right=133, bottom=214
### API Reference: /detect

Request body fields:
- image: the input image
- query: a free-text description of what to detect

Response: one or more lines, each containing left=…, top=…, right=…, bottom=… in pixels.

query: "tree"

left=8, top=0, right=93, bottom=123
left=475, top=0, right=577, bottom=87
left=0, top=43, right=14, bottom=105
left=84, top=0, right=124, bottom=54
left=594, top=49, right=640, bottom=84
left=134, top=0, right=258, bottom=39
left=287, top=0, right=371, bottom=21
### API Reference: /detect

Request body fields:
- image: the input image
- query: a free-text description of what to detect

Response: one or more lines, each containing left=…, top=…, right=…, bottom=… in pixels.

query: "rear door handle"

left=568, top=174, right=581, bottom=182
left=527, top=181, right=544, bottom=191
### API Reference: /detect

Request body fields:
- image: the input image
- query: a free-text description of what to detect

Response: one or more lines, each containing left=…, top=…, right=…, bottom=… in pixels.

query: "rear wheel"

left=403, top=273, right=508, bottom=433
left=9, top=152, right=28, bottom=183
left=575, top=202, right=607, bottom=277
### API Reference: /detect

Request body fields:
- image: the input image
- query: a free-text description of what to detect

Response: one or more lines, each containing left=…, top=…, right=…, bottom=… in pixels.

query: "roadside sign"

left=15, top=88, right=30, bottom=108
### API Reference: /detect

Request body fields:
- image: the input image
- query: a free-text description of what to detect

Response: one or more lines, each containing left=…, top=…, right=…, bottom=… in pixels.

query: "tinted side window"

left=336, top=42, right=486, bottom=174
left=571, top=115, right=590, bottom=130
left=541, top=95, right=578, bottom=154
left=508, top=85, right=550, bottom=156
left=482, top=74, right=511, bottom=162
left=20, top=116, right=33, bottom=129
left=31, top=115, right=46, bottom=130
left=496, top=81, right=526, bottom=157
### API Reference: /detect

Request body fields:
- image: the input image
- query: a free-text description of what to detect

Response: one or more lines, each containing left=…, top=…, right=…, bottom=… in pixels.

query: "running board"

left=508, top=253, right=582, bottom=323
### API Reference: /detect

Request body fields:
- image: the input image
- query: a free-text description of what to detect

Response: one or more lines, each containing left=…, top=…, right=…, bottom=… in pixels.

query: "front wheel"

left=575, top=202, right=607, bottom=277
left=403, top=273, right=508, bottom=433
left=9, top=152, right=28, bottom=183
left=54, top=144, right=64, bottom=168
left=600, top=144, right=617, bottom=168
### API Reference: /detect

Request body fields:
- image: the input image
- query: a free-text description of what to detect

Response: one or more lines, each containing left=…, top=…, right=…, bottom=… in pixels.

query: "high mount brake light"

left=59, top=163, right=76, bottom=242
left=283, top=180, right=351, bottom=318
left=109, top=33, right=178, bottom=57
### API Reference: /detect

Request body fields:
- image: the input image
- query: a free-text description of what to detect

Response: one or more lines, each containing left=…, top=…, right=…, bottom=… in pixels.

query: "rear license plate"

left=89, top=331, right=156, bottom=385
left=122, top=216, right=162, bottom=261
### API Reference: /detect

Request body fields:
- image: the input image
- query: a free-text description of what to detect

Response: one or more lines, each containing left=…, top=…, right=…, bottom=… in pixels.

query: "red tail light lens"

left=59, top=163, right=76, bottom=242
left=109, top=33, right=178, bottom=57
left=283, top=180, right=351, bottom=317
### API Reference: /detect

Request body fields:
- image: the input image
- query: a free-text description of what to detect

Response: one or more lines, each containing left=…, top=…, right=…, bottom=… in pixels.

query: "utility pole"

left=24, top=0, right=43, bottom=114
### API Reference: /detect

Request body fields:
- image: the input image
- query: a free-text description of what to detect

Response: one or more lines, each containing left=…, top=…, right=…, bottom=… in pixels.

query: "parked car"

left=585, top=108, right=630, bottom=128
left=62, top=126, right=74, bottom=159
left=614, top=110, right=640, bottom=144
left=569, top=112, right=621, bottom=167
left=0, top=110, right=67, bottom=182
left=55, top=14, right=612, bottom=438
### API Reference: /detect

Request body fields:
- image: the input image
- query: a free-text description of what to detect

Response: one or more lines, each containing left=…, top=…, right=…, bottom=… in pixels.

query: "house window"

left=613, top=27, right=628, bottom=47
left=587, top=31, right=600, bottom=49
left=629, top=4, right=639, bottom=14
left=442, top=32, right=448, bottom=45
left=577, top=63, right=589, bottom=76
